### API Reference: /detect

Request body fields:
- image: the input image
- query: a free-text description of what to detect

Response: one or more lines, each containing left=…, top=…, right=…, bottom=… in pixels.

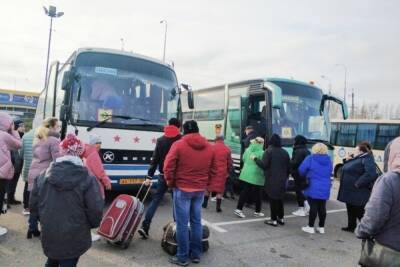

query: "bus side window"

left=336, top=123, right=357, bottom=147
left=356, top=124, right=377, bottom=147
left=375, top=125, right=400, bottom=150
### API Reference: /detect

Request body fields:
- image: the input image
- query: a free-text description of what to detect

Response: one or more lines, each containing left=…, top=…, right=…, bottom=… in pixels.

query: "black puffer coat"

left=255, top=146, right=290, bottom=200
left=30, top=159, right=104, bottom=260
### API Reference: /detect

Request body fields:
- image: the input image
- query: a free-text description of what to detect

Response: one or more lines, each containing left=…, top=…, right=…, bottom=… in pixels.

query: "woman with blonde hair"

left=299, top=143, right=333, bottom=234
left=27, top=117, right=61, bottom=239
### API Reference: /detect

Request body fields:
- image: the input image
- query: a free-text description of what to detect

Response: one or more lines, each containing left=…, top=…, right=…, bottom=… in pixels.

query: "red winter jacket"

left=82, top=144, right=111, bottom=199
left=163, top=133, right=215, bottom=192
left=208, top=140, right=233, bottom=193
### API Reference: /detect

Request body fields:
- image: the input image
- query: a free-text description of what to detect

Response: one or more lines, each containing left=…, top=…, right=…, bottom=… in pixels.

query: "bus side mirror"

left=61, top=70, right=71, bottom=90
left=187, top=90, right=194, bottom=109
left=181, top=83, right=195, bottom=109
left=342, top=102, right=349, bottom=119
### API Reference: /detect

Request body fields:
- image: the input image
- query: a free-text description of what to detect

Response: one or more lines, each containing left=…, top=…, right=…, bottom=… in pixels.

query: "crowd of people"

left=0, top=111, right=399, bottom=266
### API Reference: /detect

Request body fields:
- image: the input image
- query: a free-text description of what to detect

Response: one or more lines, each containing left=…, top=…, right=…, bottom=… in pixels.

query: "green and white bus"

left=183, top=78, right=348, bottom=172
left=330, top=119, right=400, bottom=176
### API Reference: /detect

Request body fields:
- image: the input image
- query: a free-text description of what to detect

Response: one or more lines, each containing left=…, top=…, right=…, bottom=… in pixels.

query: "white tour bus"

left=330, top=119, right=400, bottom=176
left=182, top=78, right=348, bottom=173
left=33, top=47, right=194, bottom=190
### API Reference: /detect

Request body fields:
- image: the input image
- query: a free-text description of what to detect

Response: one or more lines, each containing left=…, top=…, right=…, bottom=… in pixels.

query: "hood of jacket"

left=388, top=137, right=400, bottom=173
left=164, top=125, right=180, bottom=138
left=48, top=130, right=60, bottom=139
left=45, top=161, right=88, bottom=191
left=248, top=142, right=263, bottom=153
left=0, top=112, right=13, bottom=132
left=183, top=133, right=208, bottom=150
left=311, top=154, right=331, bottom=166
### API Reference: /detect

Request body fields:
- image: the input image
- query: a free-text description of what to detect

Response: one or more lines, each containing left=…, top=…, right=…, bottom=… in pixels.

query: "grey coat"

left=255, top=146, right=290, bottom=200
left=356, top=171, right=400, bottom=252
left=30, top=159, right=104, bottom=259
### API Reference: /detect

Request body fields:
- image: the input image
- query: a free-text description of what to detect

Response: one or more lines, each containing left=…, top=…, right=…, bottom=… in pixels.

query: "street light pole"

left=320, top=75, right=332, bottom=94
left=335, top=64, right=347, bottom=103
left=43, top=6, right=64, bottom=89
left=160, top=20, right=167, bottom=62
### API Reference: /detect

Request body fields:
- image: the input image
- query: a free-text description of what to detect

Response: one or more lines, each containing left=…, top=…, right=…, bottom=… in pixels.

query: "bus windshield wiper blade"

left=86, top=115, right=150, bottom=132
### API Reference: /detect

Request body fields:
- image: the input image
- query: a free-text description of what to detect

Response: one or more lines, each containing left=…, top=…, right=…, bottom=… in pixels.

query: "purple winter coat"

left=0, top=112, right=22, bottom=180
left=28, top=131, right=61, bottom=191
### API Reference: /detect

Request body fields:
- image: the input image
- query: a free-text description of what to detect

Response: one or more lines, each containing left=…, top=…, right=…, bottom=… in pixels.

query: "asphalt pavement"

left=0, top=180, right=363, bottom=267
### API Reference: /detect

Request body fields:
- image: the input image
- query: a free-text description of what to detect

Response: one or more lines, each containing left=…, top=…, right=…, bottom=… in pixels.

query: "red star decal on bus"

left=114, top=135, right=121, bottom=142
left=133, top=137, right=140, bottom=143
left=152, top=138, right=157, bottom=144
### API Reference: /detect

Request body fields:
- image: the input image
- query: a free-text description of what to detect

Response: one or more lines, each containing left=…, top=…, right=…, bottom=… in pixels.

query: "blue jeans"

left=142, top=177, right=169, bottom=230
left=45, top=257, right=80, bottom=267
left=173, top=188, right=204, bottom=262
left=28, top=214, right=39, bottom=231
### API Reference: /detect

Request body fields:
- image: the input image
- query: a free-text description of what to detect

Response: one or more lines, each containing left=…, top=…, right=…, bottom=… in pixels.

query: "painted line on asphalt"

left=202, top=219, right=228, bottom=233
left=211, top=208, right=347, bottom=229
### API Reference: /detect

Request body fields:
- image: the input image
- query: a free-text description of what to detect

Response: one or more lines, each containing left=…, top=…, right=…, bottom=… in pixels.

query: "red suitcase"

left=98, top=183, right=151, bottom=249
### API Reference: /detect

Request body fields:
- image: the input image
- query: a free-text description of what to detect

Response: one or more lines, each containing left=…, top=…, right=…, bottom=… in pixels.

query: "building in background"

left=0, top=88, right=39, bottom=129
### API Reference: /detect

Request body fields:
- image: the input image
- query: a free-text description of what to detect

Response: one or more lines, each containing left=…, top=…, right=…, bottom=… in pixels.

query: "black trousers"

left=295, top=189, right=305, bottom=207
left=346, top=203, right=365, bottom=230
left=308, top=197, right=327, bottom=227
left=0, top=179, right=9, bottom=214
left=7, top=169, right=21, bottom=201
left=237, top=181, right=262, bottom=213
left=23, top=182, right=30, bottom=209
left=269, top=198, right=284, bottom=221
left=294, top=175, right=306, bottom=207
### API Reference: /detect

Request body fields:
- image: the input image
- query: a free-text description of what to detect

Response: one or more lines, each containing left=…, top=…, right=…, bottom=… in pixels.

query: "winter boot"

left=216, top=198, right=222, bottom=212
left=202, top=196, right=209, bottom=209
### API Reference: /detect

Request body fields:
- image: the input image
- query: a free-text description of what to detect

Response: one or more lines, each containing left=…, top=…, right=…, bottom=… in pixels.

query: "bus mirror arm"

left=320, top=94, right=349, bottom=119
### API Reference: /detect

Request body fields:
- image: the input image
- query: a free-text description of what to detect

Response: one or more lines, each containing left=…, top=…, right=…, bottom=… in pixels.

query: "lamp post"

left=335, top=64, right=347, bottom=103
left=160, top=20, right=168, bottom=62
left=320, top=75, right=332, bottom=94
left=43, top=5, right=64, bottom=89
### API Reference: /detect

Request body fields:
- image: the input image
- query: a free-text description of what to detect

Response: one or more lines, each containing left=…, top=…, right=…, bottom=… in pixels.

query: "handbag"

left=359, top=239, right=400, bottom=267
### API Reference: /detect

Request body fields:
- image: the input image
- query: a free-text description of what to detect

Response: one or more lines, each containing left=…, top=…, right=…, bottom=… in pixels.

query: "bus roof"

left=194, top=77, right=322, bottom=92
left=331, top=119, right=400, bottom=124
left=72, top=47, right=174, bottom=70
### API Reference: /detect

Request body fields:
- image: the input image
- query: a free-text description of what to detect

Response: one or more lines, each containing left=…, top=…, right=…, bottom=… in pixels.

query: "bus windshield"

left=271, top=81, right=327, bottom=143
left=71, top=52, right=178, bottom=129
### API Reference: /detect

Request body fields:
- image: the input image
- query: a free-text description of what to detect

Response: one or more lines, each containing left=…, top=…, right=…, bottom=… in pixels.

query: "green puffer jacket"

left=239, top=143, right=265, bottom=186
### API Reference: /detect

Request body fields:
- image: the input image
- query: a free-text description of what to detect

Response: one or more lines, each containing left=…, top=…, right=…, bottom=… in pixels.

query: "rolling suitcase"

left=98, top=182, right=151, bottom=249
left=161, top=221, right=210, bottom=255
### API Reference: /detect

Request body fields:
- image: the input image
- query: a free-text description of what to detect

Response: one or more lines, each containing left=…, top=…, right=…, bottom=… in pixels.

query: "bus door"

left=245, top=92, right=271, bottom=143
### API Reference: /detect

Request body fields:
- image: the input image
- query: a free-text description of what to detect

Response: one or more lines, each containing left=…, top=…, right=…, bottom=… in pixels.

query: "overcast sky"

left=1, top=0, right=399, bottom=105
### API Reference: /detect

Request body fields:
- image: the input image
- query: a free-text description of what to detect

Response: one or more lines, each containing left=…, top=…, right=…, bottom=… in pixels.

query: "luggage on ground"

left=98, top=183, right=151, bottom=249
left=161, top=221, right=210, bottom=255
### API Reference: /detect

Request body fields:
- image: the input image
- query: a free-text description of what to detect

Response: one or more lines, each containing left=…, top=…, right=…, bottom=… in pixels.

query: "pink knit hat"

left=60, top=133, right=85, bottom=156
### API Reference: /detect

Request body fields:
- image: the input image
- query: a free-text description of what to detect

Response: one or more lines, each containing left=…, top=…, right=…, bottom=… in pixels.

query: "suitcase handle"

left=136, top=181, right=152, bottom=202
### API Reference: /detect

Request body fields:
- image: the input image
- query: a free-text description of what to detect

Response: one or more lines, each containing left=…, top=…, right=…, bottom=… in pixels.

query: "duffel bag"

left=161, top=221, right=209, bottom=255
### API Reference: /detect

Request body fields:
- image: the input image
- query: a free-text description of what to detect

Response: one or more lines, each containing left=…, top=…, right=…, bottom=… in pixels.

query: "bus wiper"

left=86, top=115, right=150, bottom=132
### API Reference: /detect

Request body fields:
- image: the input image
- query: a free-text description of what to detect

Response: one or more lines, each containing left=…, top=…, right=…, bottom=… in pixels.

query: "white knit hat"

left=88, top=134, right=102, bottom=145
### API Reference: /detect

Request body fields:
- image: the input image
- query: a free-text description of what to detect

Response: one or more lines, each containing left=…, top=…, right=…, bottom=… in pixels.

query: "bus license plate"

left=119, top=178, right=143, bottom=185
